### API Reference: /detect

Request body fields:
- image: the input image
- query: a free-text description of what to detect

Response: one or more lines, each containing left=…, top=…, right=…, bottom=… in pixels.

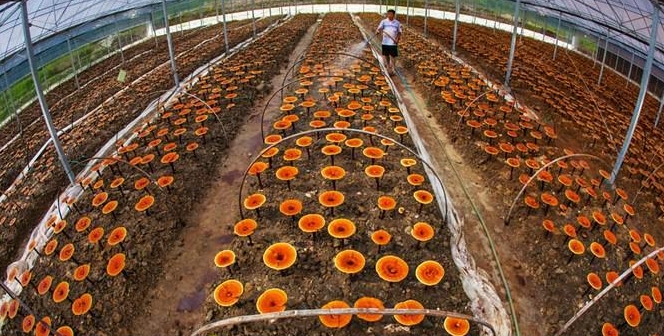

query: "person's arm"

left=396, top=23, right=403, bottom=44
left=376, top=20, right=384, bottom=35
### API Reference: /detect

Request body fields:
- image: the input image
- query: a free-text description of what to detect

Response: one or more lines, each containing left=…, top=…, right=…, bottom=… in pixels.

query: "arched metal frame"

left=503, top=153, right=610, bottom=225
left=237, top=127, right=449, bottom=224
left=191, top=307, right=497, bottom=336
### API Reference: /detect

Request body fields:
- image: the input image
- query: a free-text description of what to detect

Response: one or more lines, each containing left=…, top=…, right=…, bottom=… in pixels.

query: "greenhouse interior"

left=0, top=0, right=663, bottom=335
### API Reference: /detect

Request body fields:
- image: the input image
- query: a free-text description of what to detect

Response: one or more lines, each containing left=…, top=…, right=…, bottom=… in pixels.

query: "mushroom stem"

left=255, top=208, right=261, bottom=219
left=566, top=253, right=575, bottom=265
left=247, top=235, right=254, bottom=246
left=256, top=174, right=264, bottom=189
left=332, top=180, right=336, bottom=191
left=418, top=203, right=424, bottom=215
left=286, top=180, right=291, bottom=192
left=169, top=162, right=176, bottom=174
left=374, top=177, right=380, bottom=191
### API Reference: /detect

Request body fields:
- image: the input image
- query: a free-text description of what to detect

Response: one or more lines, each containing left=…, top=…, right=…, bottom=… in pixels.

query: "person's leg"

left=381, top=45, right=391, bottom=73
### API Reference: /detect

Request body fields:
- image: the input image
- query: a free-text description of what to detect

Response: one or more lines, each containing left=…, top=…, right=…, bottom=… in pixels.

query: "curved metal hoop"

left=632, top=161, right=664, bottom=205
left=503, top=153, right=610, bottom=225
left=259, top=75, right=398, bottom=140
left=237, top=127, right=449, bottom=224
left=191, top=307, right=497, bottom=336
left=282, top=51, right=382, bottom=88
left=555, top=246, right=664, bottom=336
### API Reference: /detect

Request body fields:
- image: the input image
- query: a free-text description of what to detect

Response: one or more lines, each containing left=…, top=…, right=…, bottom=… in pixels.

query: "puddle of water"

left=217, top=233, right=234, bottom=244
left=220, top=168, right=244, bottom=185
left=176, top=289, right=206, bottom=312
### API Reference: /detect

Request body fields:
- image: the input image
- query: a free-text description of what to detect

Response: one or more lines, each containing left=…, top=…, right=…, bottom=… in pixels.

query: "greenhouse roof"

left=0, top=0, right=662, bottom=74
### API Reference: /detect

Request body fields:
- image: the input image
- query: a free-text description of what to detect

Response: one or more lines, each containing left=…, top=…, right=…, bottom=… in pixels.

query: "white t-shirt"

left=377, top=18, right=402, bottom=46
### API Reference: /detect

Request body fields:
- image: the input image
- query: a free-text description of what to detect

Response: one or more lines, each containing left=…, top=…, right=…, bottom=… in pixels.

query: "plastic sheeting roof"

left=0, top=0, right=662, bottom=71
left=520, top=0, right=664, bottom=61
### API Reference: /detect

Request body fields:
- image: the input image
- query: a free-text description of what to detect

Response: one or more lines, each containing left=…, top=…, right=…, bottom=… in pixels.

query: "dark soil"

left=200, top=13, right=473, bottom=336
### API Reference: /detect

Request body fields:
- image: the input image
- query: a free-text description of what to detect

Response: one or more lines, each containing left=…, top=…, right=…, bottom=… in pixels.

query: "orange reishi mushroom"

left=256, top=288, right=288, bottom=314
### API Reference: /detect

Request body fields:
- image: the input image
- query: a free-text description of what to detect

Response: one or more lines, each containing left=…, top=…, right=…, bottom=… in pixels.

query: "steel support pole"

left=161, top=0, right=180, bottom=87
left=504, top=0, right=521, bottom=88
left=406, top=0, right=410, bottom=25
left=66, top=37, right=80, bottom=89
left=115, top=23, right=125, bottom=64
left=394, top=0, right=397, bottom=16
left=2, top=66, right=22, bottom=137
left=552, top=12, right=561, bottom=60
left=452, top=0, right=460, bottom=52
left=598, top=29, right=610, bottom=86
left=251, top=0, right=256, bottom=37
left=379, top=0, right=382, bottom=15
left=19, top=0, right=75, bottom=184
left=150, top=12, right=158, bottom=49
left=221, top=0, right=230, bottom=53
left=215, top=0, right=220, bottom=22
left=654, top=91, right=664, bottom=129
left=519, top=8, right=524, bottom=43
left=626, top=52, right=635, bottom=86
left=610, top=7, right=660, bottom=184
left=423, top=0, right=428, bottom=38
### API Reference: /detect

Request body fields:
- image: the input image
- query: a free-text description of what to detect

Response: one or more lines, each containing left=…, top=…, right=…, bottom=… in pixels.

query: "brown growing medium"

left=203, top=13, right=470, bottom=336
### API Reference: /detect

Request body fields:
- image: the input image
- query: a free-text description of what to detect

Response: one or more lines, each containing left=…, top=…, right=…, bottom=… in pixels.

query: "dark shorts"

left=382, top=45, right=398, bottom=57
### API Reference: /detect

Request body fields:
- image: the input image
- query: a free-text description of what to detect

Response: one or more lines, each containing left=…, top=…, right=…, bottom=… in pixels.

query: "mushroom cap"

left=393, top=299, right=425, bottom=326
left=234, top=219, right=258, bottom=237
left=568, top=239, right=585, bottom=255
left=377, top=196, right=397, bottom=211
left=263, top=243, right=297, bottom=270
left=243, top=193, right=267, bottom=210
left=586, top=272, right=602, bottom=290
left=640, top=294, right=654, bottom=311
left=413, top=190, right=434, bottom=205
left=319, top=300, right=352, bottom=328
left=375, top=255, right=409, bottom=282
left=319, top=190, right=345, bottom=208
left=333, top=249, right=366, bottom=274
left=279, top=199, right=303, bottom=216
left=407, top=173, right=425, bottom=186
left=88, top=227, right=104, bottom=244
left=362, top=147, right=385, bottom=159
left=73, top=264, right=91, bottom=282
left=298, top=214, right=326, bottom=233
left=321, top=166, right=346, bottom=180
left=34, top=316, right=52, bottom=336
left=443, top=316, right=471, bottom=336
left=107, top=227, right=128, bottom=246
left=589, top=242, right=606, bottom=258
left=72, top=293, right=93, bottom=316
left=256, top=288, right=288, bottom=314
left=327, top=219, right=356, bottom=239
left=601, top=323, right=619, bottom=336
left=214, top=250, right=236, bottom=268
left=22, top=314, right=35, bottom=333
left=415, top=260, right=445, bottom=286
left=52, top=281, right=70, bottom=303
left=275, top=166, right=299, bottom=181
left=59, top=243, right=75, bottom=262
left=75, top=216, right=91, bottom=232
left=214, top=279, right=244, bottom=307
left=411, top=222, right=435, bottom=242
left=321, top=144, right=342, bottom=156
left=623, top=304, right=641, bottom=327
left=365, top=165, right=386, bottom=178
left=371, top=230, right=392, bottom=245
left=248, top=162, right=269, bottom=175
left=56, top=326, right=74, bottom=336
left=37, top=275, right=53, bottom=295
left=106, top=253, right=126, bottom=277
left=353, top=297, right=384, bottom=322
left=135, top=195, right=155, bottom=212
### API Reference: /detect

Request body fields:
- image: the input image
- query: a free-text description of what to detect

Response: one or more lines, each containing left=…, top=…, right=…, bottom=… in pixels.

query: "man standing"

left=376, top=9, right=402, bottom=76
